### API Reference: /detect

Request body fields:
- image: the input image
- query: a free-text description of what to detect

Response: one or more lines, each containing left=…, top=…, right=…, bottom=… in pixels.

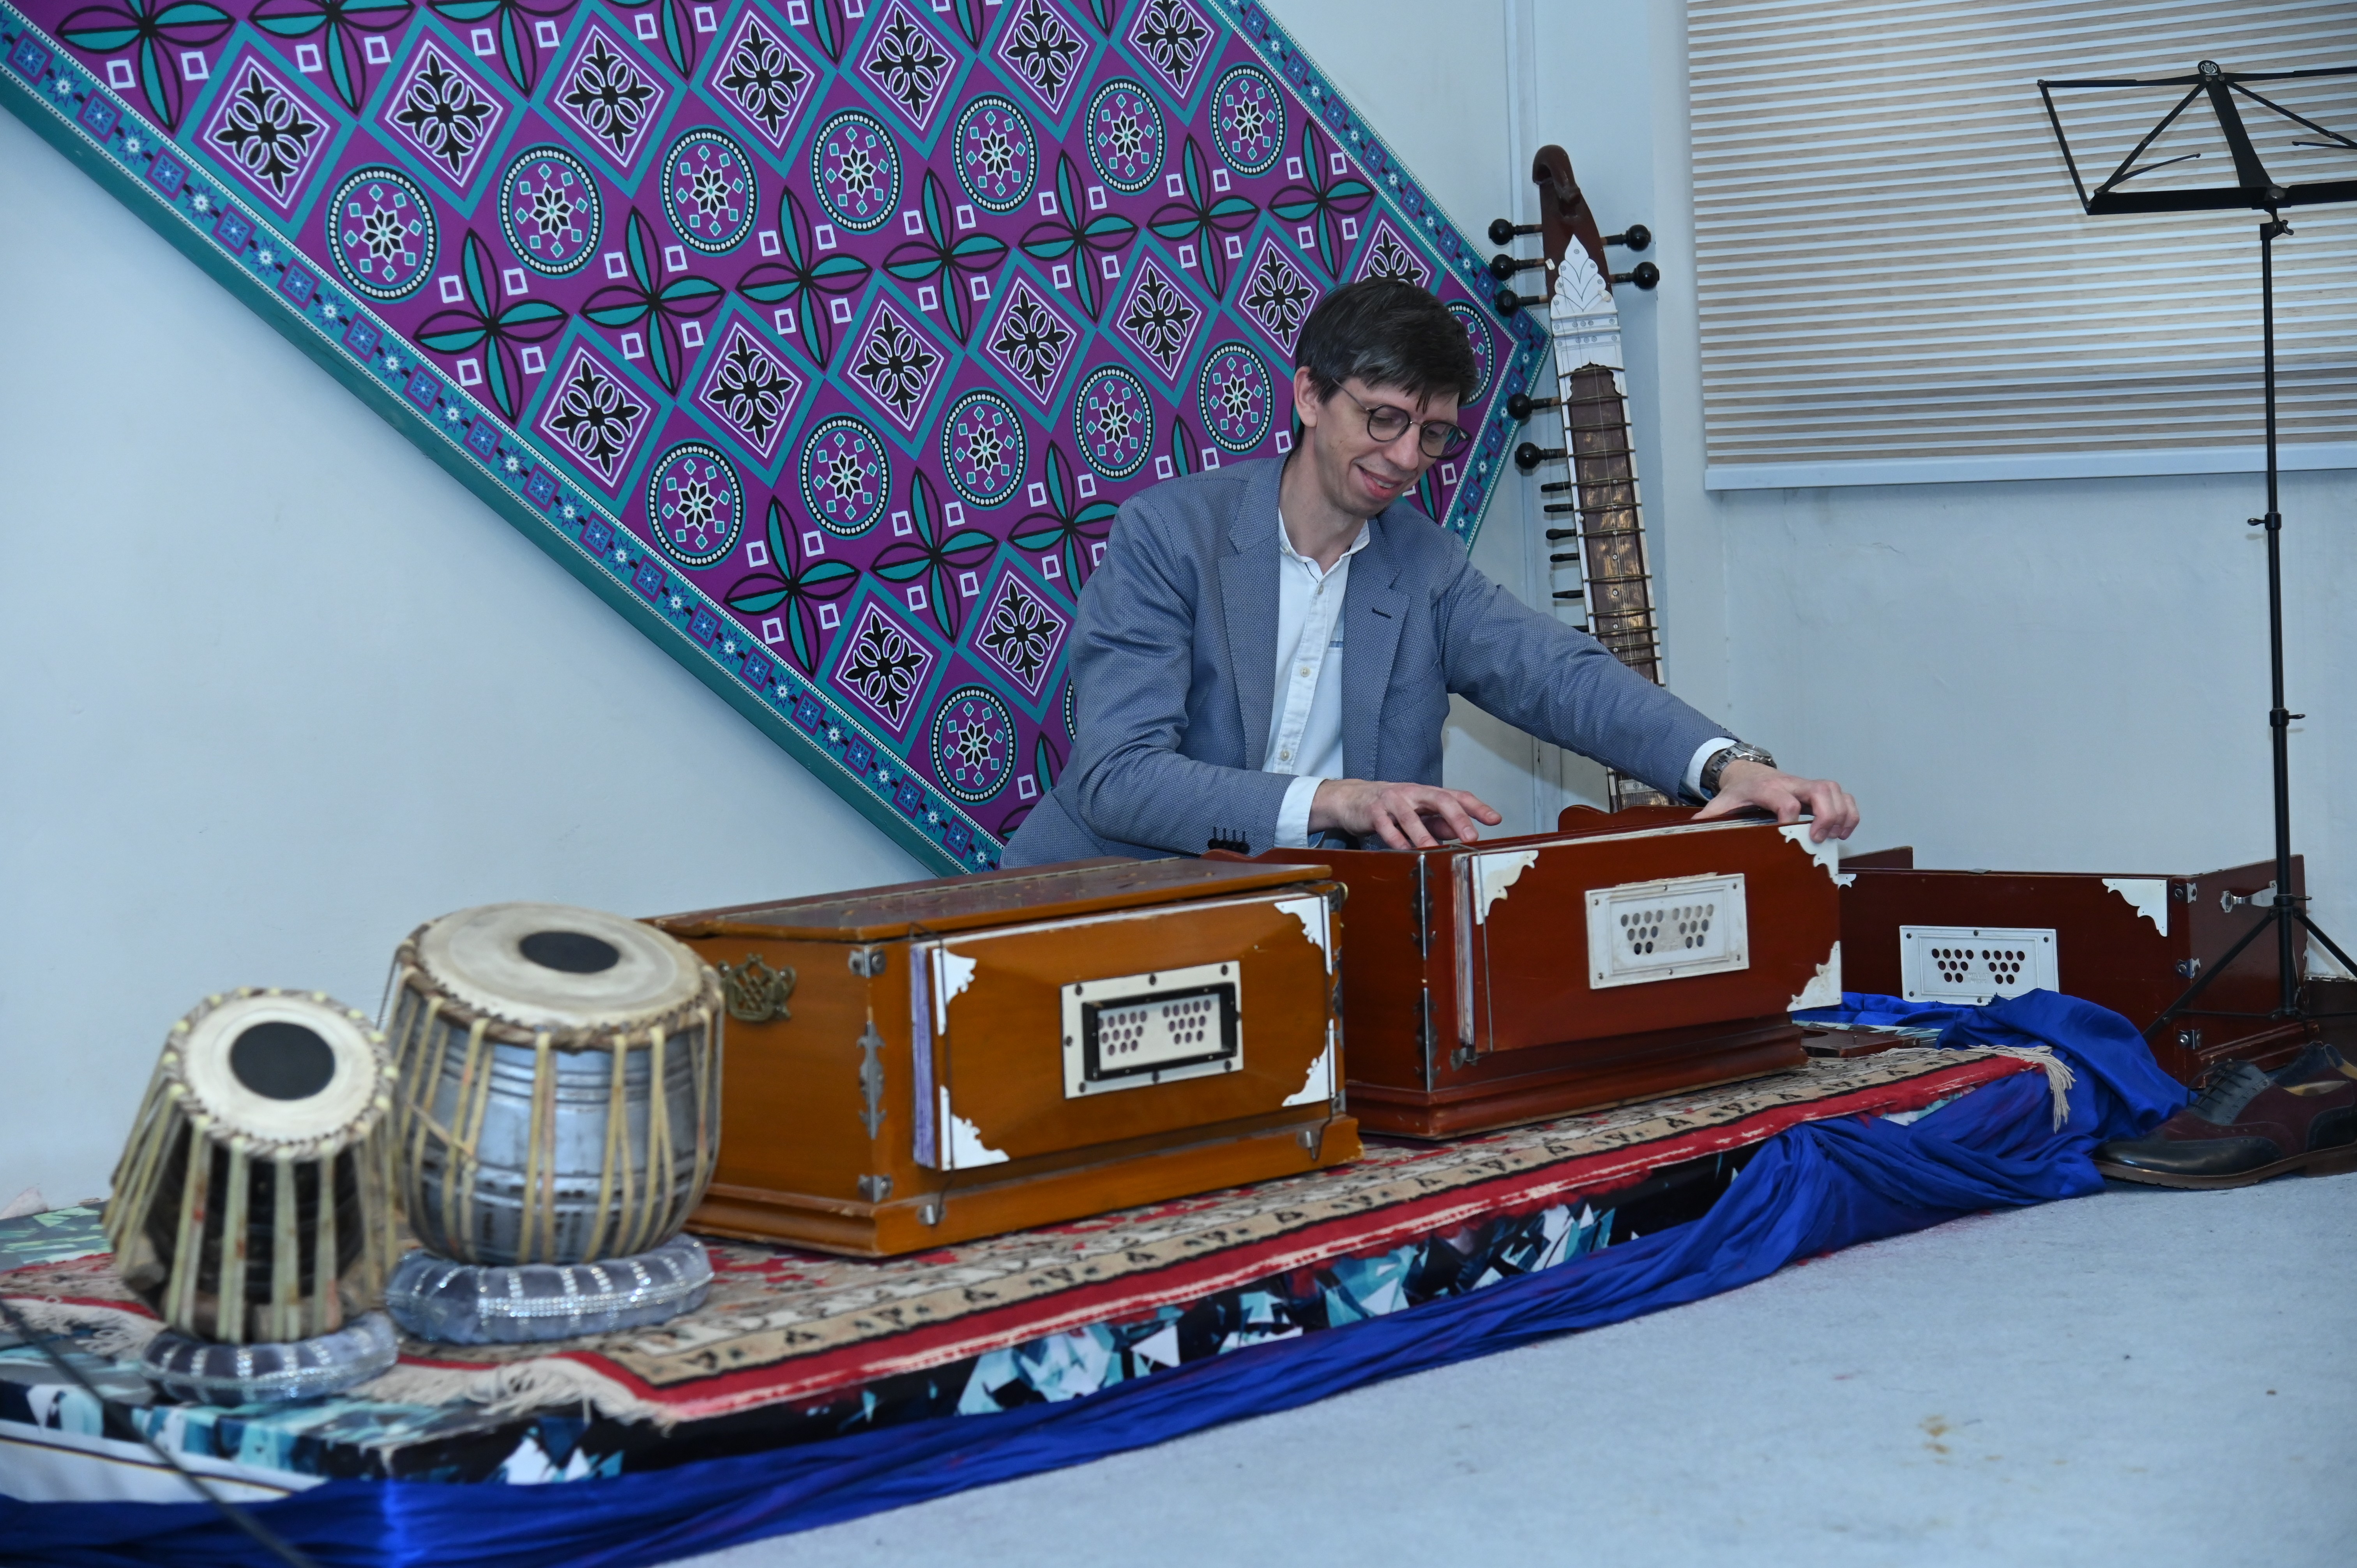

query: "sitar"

left=1497, top=147, right=1669, bottom=811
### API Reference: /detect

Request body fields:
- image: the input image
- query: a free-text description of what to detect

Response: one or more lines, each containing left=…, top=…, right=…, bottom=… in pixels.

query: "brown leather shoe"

left=2095, top=1045, right=2357, bottom=1189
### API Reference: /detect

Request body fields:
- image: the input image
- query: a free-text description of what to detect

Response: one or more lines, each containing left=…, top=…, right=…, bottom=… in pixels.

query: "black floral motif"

left=839, top=609, right=931, bottom=727
left=704, top=332, right=800, bottom=453
left=210, top=66, right=323, bottom=200
left=851, top=311, right=943, bottom=426
left=1241, top=247, right=1318, bottom=349
left=1118, top=266, right=1200, bottom=373
left=560, top=33, right=658, bottom=159
left=716, top=19, right=810, bottom=140
left=999, top=0, right=1082, bottom=108
left=548, top=355, right=647, bottom=477
left=391, top=50, right=496, bottom=180
left=988, top=286, right=1076, bottom=399
left=1359, top=226, right=1431, bottom=288
left=1129, top=0, right=1209, bottom=92
left=978, top=579, right=1061, bottom=692
left=861, top=5, right=954, bottom=125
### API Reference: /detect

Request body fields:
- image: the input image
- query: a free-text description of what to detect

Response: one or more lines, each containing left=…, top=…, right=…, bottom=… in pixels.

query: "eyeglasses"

left=1330, top=385, right=1470, bottom=459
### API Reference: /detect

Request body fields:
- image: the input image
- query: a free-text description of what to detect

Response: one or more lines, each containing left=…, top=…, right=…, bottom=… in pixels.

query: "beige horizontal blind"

left=1689, top=0, right=2357, bottom=486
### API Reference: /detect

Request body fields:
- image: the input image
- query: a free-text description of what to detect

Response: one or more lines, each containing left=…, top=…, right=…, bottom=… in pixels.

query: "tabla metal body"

left=1838, top=854, right=2311, bottom=1085
left=1256, top=809, right=1841, bottom=1138
left=104, top=989, right=401, bottom=1346
left=652, top=858, right=1357, bottom=1257
left=385, top=904, right=724, bottom=1267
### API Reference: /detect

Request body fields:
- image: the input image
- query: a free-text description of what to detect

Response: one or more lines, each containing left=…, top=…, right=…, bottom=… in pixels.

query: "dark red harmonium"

left=1258, top=807, right=1844, bottom=1137
left=1837, top=852, right=2310, bottom=1084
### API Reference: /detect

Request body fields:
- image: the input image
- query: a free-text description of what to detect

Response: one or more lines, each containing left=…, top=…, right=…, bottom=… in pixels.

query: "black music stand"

left=2037, top=60, right=2357, bottom=1042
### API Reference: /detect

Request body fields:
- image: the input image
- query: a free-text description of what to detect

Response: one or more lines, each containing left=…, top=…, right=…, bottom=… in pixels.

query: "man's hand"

left=1693, top=760, right=1859, bottom=843
left=1311, top=779, right=1504, bottom=849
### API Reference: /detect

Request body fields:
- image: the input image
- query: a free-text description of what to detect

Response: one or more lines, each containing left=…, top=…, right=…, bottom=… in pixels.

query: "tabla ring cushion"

left=385, top=1234, right=715, bottom=1344
left=140, top=1310, right=398, bottom=1404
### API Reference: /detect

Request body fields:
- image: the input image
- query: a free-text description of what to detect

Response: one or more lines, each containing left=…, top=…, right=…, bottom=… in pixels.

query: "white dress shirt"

left=1258, top=512, right=1737, bottom=846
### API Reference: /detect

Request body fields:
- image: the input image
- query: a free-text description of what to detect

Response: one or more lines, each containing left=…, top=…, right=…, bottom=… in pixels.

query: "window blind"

left=1689, top=0, right=2357, bottom=487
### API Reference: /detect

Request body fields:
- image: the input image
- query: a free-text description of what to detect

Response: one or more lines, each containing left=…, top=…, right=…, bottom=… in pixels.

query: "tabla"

left=104, top=989, right=401, bottom=1351
left=384, top=902, right=723, bottom=1268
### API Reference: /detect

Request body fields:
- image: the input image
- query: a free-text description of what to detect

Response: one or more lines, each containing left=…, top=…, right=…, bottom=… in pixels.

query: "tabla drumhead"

left=414, top=903, right=703, bottom=1032
left=178, top=992, right=389, bottom=1146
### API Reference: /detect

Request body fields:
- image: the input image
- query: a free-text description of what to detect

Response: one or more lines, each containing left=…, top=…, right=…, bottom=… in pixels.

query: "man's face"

left=1293, top=371, right=1460, bottom=521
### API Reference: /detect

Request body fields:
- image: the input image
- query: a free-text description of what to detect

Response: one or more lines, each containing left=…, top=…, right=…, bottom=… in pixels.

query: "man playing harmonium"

left=1003, top=278, right=1858, bottom=867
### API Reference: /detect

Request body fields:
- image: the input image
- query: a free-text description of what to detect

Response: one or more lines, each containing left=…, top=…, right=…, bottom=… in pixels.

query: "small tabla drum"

left=103, top=989, right=403, bottom=1402
left=382, top=903, right=723, bottom=1342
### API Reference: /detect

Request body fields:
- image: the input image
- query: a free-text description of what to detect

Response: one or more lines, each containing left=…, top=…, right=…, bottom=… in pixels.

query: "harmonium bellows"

left=652, top=858, right=1357, bottom=1257
left=1254, top=807, right=1843, bottom=1138
left=1837, top=852, right=2311, bottom=1085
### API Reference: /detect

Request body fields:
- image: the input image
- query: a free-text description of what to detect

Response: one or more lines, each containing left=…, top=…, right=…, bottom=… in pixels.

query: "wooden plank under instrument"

left=1838, top=853, right=2314, bottom=1086
left=1254, top=808, right=1839, bottom=1137
left=651, top=858, right=1357, bottom=1256
left=1522, top=145, right=1671, bottom=811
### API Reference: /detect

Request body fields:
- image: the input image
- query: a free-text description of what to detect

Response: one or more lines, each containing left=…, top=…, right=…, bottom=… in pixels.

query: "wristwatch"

left=1699, top=742, right=1776, bottom=800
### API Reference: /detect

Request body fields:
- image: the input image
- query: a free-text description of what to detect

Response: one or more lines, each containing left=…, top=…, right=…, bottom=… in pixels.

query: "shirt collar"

left=1275, top=509, right=1374, bottom=570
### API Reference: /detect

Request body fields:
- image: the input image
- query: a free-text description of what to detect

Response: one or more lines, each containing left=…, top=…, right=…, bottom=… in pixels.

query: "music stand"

left=2037, top=59, right=2357, bottom=1043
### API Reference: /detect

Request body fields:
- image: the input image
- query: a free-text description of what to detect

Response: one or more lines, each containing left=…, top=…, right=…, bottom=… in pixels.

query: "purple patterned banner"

left=2, top=0, right=1543, bottom=872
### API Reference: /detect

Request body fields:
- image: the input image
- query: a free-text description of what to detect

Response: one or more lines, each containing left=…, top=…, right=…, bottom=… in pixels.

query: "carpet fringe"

left=5, top=1298, right=161, bottom=1361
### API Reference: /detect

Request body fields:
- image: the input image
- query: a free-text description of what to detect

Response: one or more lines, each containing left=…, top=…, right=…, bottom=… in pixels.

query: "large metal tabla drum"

left=104, top=989, right=403, bottom=1402
left=382, top=904, right=722, bottom=1340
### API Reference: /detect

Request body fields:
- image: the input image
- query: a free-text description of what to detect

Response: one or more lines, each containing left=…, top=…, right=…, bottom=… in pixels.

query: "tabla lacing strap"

left=693, top=1004, right=716, bottom=1200
left=312, top=1150, right=341, bottom=1339
left=451, top=1017, right=495, bottom=1254
left=520, top=1032, right=555, bottom=1263
left=0, top=1295, right=323, bottom=1568
left=167, top=1120, right=208, bottom=1331
left=642, top=1026, right=676, bottom=1254
left=591, top=1024, right=630, bottom=1261
left=217, top=1140, right=251, bottom=1345
left=271, top=1152, right=302, bottom=1344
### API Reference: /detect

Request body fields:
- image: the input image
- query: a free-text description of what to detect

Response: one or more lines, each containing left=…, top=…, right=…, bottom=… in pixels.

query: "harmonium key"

left=1836, top=851, right=2312, bottom=1085
left=651, top=857, right=1357, bottom=1256
left=1253, top=807, right=1841, bottom=1138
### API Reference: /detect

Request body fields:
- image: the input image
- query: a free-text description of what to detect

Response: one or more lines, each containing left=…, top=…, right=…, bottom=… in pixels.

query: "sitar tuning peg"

left=1610, top=262, right=1662, bottom=291
left=1493, top=286, right=1547, bottom=317
left=1487, top=253, right=1547, bottom=281
left=1604, top=224, right=1652, bottom=251
left=1505, top=392, right=1560, bottom=420
left=1488, top=218, right=1542, bottom=245
left=1514, top=440, right=1566, bottom=473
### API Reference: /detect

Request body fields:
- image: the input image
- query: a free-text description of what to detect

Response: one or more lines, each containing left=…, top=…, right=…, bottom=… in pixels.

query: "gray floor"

left=676, top=1172, right=2356, bottom=1568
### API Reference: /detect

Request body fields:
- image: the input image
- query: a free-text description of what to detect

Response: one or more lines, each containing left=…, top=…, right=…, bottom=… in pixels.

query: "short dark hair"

left=1294, top=277, right=1479, bottom=407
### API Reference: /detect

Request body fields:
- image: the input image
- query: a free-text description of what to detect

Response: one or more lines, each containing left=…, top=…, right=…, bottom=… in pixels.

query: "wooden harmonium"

left=1838, top=851, right=2311, bottom=1086
left=651, top=857, right=1357, bottom=1256
left=1256, top=807, right=1843, bottom=1139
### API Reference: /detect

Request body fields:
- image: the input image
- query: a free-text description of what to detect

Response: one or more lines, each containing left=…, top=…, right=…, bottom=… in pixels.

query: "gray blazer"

left=1002, top=457, right=1726, bottom=866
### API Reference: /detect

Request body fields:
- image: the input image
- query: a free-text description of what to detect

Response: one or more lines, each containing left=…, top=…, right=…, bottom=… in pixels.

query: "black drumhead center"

left=229, top=1022, right=338, bottom=1101
left=519, top=929, right=622, bottom=974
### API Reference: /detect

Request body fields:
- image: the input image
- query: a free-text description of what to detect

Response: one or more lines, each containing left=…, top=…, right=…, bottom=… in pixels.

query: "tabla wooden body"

left=652, top=858, right=1357, bottom=1257
left=386, top=904, right=724, bottom=1266
left=1838, top=854, right=2311, bottom=1085
left=104, top=989, right=401, bottom=1344
left=1255, top=809, right=1840, bottom=1137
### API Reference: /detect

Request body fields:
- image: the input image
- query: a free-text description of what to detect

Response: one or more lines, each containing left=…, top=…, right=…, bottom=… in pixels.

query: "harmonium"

left=1254, top=806, right=1844, bottom=1138
left=651, top=858, right=1357, bottom=1256
left=1837, top=851, right=2312, bottom=1085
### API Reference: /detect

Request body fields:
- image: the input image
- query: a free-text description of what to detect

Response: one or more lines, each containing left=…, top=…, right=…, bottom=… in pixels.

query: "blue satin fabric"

left=3, top=991, right=2178, bottom=1567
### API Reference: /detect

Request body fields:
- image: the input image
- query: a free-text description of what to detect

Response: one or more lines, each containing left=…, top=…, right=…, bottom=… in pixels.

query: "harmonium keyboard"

left=652, top=858, right=1357, bottom=1256
left=1838, top=851, right=2311, bottom=1084
left=1254, top=806, right=1844, bottom=1137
